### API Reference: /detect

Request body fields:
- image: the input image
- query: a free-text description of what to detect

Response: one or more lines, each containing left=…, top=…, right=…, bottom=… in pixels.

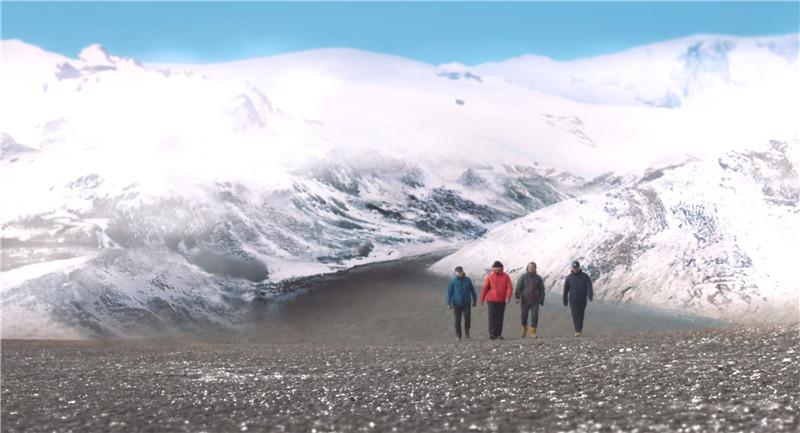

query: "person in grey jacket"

left=563, top=260, right=593, bottom=337
left=515, top=262, right=545, bottom=338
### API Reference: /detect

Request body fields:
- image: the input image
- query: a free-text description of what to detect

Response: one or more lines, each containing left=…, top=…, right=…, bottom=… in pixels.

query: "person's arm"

left=563, top=277, right=569, bottom=306
left=446, top=280, right=454, bottom=307
left=468, top=278, right=478, bottom=306
left=514, top=275, right=523, bottom=300
left=480, top=276, right=490, bottom=304
left=537, top=276, right=546, bottom=305
left=587, top=274, right=594, bottom=302
left=504, top=275, right=513, bottom=303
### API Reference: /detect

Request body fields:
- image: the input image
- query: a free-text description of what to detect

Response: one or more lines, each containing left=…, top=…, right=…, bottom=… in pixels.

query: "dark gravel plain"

left=2, top=326, right=798, bottom=433
left=2, top=255, right=797, bottom=432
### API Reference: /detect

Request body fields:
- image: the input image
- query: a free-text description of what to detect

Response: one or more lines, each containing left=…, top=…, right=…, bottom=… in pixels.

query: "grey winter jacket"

left=515, top=272, right=545, bottom=306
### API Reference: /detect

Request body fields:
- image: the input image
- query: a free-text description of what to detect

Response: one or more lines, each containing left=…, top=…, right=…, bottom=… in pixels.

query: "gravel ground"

left=2, top=256, right=795, bottom=432
left=2, top=326, right=798, bottom=433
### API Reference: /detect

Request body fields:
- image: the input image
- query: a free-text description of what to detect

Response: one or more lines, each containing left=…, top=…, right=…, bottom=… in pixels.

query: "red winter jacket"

left=480, top=271, right=513, bottom=303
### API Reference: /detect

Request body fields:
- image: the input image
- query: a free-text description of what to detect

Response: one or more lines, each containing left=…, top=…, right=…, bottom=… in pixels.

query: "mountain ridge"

left=1, top=35, right=797, bottom=336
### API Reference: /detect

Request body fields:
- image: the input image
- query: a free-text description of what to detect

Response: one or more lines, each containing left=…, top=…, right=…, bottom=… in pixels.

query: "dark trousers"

left=487, top=302, right=506, bottom=338
left=570, top=301, right=587, bottom=332
left=521, top=303, right=540, bottom=328
left=453, top=304, right=471, bottom=337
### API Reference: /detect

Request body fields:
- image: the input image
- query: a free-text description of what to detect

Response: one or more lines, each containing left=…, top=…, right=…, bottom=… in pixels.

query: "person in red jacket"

left=480, top=260, right=514, bottom=340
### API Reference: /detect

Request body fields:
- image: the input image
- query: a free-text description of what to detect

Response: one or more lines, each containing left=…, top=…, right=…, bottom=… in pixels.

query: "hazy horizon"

left=3, top=1, right=798, bottom=64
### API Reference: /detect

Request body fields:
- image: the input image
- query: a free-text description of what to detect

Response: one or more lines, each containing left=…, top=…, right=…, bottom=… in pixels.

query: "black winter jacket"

left=563, top=271, right=593, bottom=305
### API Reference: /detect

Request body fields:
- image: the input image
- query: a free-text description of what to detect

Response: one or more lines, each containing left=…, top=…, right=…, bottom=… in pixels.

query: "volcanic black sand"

left=2, top=254, right=799, bottom=432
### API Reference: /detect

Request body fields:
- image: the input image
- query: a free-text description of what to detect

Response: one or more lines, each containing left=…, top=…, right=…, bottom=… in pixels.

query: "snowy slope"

left=156, top=40, right=799, bottom=173
left=433, top=140, right=800, bottom=323
left=1, top=35, right=797, bottom=337
left=474, top=33, right=799, bottom=108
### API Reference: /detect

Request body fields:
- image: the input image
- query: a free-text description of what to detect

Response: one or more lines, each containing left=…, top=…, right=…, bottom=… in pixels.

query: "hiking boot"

left=520, top=325, right=527, bottom=338
left=574, top=332, right=582, bottom=337
left=465, top=330, right=470, bottom=339
left=529, top=327, right=537, bottom=338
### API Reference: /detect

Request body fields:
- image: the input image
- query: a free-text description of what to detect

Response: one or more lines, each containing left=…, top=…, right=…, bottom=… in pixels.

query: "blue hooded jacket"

left=446, top=276, right=478, bottom=306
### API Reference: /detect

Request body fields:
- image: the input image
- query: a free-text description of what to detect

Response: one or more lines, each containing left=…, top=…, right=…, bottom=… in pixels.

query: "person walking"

left=563, top=260, right=593, bottom=337
left=480, top=261, right=513, bottom=340
left=446, top=266, right=478, bottom=340
left=515, top=262, right=545, bottom=338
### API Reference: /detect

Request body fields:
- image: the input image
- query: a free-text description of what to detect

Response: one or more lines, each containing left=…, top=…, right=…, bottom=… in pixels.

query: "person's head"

left=492, top=261, right=503, bottom=274
left=527, top=262, right=537, bottom=273
left=454, top=266, right=465, bottom=278
left=571, top=260, right=581, bottom=273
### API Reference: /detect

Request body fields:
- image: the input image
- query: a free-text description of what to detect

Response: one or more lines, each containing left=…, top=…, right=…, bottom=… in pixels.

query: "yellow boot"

left=520, top=325, right=527, bottom=338
left=529, top=326, right=537, bottom=338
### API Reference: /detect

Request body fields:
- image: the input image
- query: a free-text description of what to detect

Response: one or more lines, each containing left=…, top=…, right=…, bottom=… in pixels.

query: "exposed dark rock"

left=190, top=250, right=269, bottom=282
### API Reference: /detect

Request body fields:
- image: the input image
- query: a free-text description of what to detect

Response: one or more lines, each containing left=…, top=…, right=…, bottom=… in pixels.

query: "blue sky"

left=3, top=2, right=798, bottom=64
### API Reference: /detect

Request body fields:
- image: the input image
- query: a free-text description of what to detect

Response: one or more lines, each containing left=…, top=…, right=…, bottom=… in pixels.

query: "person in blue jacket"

left=446, top=266, right=478, bottom=339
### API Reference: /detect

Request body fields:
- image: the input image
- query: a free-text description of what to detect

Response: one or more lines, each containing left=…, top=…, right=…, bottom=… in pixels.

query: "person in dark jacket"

left=563, top=260, right=593, bottom=337
left=515, top=262, right=545, bottom=338
left=446, top=266, right=478, bottom=339
left=480, top=261, right=513, bottom=340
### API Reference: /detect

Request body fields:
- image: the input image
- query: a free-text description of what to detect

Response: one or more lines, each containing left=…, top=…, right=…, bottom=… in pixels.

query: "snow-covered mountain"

left=1, top=35, right=797, bottom=337
left=433, top=140, right=800, bottom=323
left=0, top=40, right=601, bottom=337
left=473, top=33, right=799, bottom=108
